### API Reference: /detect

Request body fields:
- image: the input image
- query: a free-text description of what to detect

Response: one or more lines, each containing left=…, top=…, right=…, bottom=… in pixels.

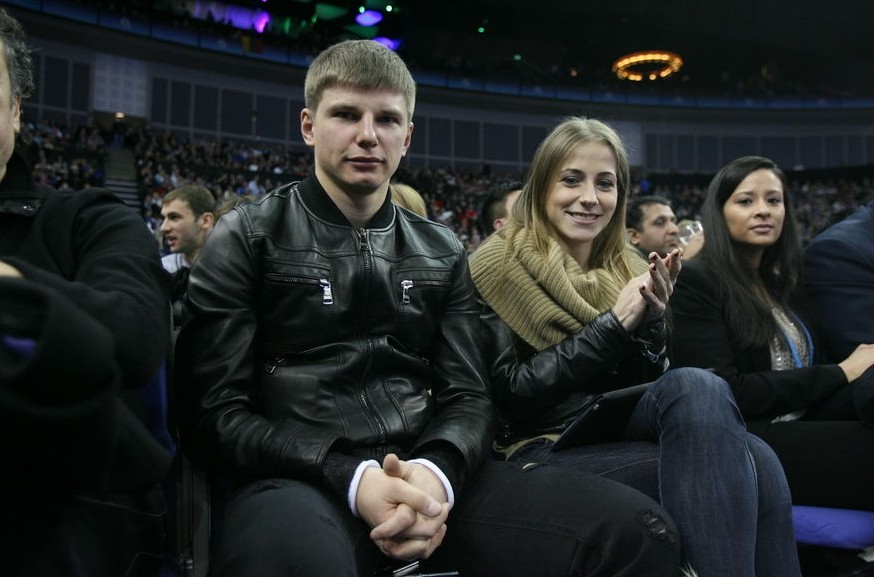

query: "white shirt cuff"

left=408, top=458, right=455, bottom=508
left=348, top=459, right=380, bottom=517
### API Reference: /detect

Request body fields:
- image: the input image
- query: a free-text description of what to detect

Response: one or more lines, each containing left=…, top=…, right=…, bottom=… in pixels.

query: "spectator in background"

left=0, top=7, right=172, bottom=575
left=804, top=199, right=874, bottom=424
left=159, top=184, right=216, bottom=274
left=390, top=182, right=428, bottom=217
left=216, top=193, right=257, bottom=219
left=477, top=180, right=522, bottom=237
left=159, top=184, right=216, bottom=326
left=627, top=195, right=703, bottom=259
left=804, top=200, right=874, bottom=360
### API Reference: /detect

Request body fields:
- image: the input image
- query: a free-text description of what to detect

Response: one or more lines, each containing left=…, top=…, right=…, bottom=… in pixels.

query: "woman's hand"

left=612, top=249, right=682, bottom=332
left=640, top=249, right=682, bottom=323
left=838, top=343, right=874, bottom=382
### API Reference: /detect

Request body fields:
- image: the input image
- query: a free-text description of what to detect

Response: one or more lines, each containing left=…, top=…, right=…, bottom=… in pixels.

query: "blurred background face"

left=628, top=203, right=680, bottom=256
left=160, top=199, right=208, bottom=256
left=545, top=141, right=618, bottom=258
left=722, top=168, right=785, bottom=254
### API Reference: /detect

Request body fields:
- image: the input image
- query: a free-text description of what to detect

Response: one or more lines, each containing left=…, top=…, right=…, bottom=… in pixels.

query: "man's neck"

left=315, top=167, right=388, bottom=229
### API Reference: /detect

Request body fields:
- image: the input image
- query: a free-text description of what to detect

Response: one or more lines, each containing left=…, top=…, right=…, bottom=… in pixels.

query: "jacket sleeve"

left=0, top=278, right=122, bottom=493
left=5, top=194, right=171, bottom=388
left=670, top=260, right=847, bottom=419
left=480, top=301, right=665, bottom=425
left=804, top=233, right=874, bottom=361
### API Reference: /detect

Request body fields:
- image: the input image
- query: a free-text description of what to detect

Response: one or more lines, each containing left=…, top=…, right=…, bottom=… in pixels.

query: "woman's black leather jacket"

left=479, top=303, right=668, bottom=444
left=178, top=178, right=493, bottom=488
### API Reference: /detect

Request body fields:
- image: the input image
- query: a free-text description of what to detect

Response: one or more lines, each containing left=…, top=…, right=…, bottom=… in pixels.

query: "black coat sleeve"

left=480, top=300, right=666, bottom=432
left=0, top=279, right=135, bottom=492
left=670, top=260, right=847, bottom=419
left=5, top=193, right=171, bottom=389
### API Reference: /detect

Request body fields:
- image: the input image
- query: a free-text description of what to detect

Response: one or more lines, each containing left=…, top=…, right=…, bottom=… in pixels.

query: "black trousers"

left=209, top=460, right=681, bottom=577
left=2, top=486, right=166, bottom=577
left=748, top=376, right=874, bottom=510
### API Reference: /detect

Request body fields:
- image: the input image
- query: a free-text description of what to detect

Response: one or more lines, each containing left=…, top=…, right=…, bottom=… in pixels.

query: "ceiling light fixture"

left=612, top=51, right=683, bottom=81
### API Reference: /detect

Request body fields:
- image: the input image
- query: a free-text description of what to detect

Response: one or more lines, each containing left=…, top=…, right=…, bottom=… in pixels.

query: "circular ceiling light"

left=612, top=51, right=683, bottom=81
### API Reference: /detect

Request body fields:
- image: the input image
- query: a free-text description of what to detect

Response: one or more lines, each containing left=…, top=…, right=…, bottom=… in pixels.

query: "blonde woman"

left=470, top=117, right=800, bottom=576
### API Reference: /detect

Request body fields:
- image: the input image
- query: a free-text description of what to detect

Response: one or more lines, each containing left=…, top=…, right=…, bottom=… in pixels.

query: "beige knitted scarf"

left=470, top=224, right=648, bottom=351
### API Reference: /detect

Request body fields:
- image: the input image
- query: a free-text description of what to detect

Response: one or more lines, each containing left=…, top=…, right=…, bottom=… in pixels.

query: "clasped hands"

left=613, top=248, right=682, bottom=333
left=356, top=453, right=451, bottom=561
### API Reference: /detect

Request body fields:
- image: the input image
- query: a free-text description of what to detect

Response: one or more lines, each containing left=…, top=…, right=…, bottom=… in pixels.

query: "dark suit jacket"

left=670, top=258, right=847, bottom=419
left=804, top=201, right=874, bottom=360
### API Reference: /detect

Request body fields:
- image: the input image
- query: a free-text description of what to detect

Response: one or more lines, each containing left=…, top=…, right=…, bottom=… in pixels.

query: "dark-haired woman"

left=671, top=155, right=874, bottom=510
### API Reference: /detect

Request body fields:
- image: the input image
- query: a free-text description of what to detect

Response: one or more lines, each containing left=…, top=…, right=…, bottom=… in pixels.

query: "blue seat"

left=794, top=505, right=874, bottom=550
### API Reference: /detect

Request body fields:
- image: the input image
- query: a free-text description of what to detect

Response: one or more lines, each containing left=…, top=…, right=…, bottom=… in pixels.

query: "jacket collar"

left=0, top=150, right=45, bottom=216
left=0, top=149, right=38, bottom=197
left=298, top=175, right=394, bottom=229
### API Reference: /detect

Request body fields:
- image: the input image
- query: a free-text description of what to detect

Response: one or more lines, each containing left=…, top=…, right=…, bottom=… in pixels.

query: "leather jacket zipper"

left=264, top=355, right=287, bottom=374
left=265, top=273, right=333, bottom=305
left=355, top=229, right=386, bottom=441
left=359, top=338, right=387, bottom=440
left=399, top=278, right=450, bottom=304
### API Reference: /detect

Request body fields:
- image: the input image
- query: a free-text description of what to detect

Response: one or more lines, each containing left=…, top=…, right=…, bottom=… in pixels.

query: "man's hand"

left=0, top=261, right=23, bottom=278
left=383, top=453, right=449, bottom=504
left=355, top=457, right=450, bottom=560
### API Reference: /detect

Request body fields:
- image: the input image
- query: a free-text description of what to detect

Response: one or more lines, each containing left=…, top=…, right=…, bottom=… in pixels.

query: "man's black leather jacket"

left=178, top=177, right=493, bottom=491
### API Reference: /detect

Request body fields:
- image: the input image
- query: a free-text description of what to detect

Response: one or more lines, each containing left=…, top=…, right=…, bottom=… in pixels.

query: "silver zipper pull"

left=320, top=279, right=334, bottom=305
left=401, top=279, right=413, bottom=304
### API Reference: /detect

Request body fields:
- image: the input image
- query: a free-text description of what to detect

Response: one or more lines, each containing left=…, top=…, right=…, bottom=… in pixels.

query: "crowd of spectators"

left=132, top=130, right=874, bottom=253
left=17, top=120, right=106, bottom=190
left=16, top=122, right=871, bottom=253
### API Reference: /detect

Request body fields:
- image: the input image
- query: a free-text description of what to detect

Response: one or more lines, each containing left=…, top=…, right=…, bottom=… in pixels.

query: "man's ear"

left=300, top=108, right=315, bottom=146
left=202, top=211, right=216, bottom=231
left=401, top=121, right=413, bottom=157
left=626, top=228, right=641, bottom=246
left=12, top=96, right=20, bottom=134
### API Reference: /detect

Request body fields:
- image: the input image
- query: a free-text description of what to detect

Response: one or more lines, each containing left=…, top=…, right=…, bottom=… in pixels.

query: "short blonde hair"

left=304, top=39, right=416, bottom=121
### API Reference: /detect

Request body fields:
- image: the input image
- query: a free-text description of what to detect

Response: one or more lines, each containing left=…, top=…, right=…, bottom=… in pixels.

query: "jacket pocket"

left=260, top=259, right=335, bottom=348
left=392, top=267, right=452, bottom=350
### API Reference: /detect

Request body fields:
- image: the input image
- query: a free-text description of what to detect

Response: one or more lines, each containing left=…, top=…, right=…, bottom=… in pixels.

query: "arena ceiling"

left=385, top=0, right=874, bottom=97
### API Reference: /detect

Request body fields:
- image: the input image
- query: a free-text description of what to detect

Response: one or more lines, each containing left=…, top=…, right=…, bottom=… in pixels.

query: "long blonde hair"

left=511, top=117, right=638, bottom=283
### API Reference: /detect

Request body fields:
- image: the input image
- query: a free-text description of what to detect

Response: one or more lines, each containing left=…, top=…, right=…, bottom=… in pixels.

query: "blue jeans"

left=513, top=367, right=802, bottom=577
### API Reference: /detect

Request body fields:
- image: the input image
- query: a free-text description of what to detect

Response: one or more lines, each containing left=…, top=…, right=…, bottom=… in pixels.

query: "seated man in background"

left=627, top=195, right=703, bottom=259
left=804, top=199, right=874, bottom=360
left=159, top=184, right=216, bottom=274
left=804, top=199, right=874, bottom=423
left=159, top=184, right=215, bottom=325
left=0, top=7, right=172, bottom=576
left=477, top=180, right=522, bottom=238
